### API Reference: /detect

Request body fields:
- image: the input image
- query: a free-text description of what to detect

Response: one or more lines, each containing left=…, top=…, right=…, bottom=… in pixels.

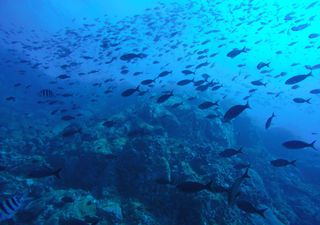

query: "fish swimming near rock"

left=219, top=147, right=243, bottom=157
left=227, top=168, right=250, bottom=205
left=285, top=72, right=312, bottom=85
left=61, top=125, right=82, bottom=138
left=282, top=140, right=316, bottom=150
left=0, top=193, right=26, bottom=222
left=270, top=159, right=296, bottom=167
left=27, top=168, right=62, bottom=179
left=223, top=101, right=250, bottom=122
left=198, top=101, right=219, bottom=110
left=157, top=91, right=173, bottom=104
left=257, top=62, right=270, bottom=70
left=265, top=112, right=275, bottom=129
left=121, top=86, right=140, bottom=97
left=227, top=47, right=248, bottom=58
left=176, top=181, right=212, bottom=193
left=236, top=200, right=267, bottom=218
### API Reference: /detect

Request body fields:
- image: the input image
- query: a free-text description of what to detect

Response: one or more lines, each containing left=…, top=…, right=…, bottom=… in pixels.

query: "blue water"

left=0, top=0, right=320, bottom=225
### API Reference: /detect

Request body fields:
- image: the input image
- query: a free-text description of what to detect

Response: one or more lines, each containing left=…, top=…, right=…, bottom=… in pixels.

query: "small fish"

left=141, top=79, right=156, bottom=85
left=293, top=98, right=311, bottom=104
left=176, top=181, right=212, bottom=193
left=157, top=71, right=172, bottom=78
left=285, top=72, right=312, bottom=85
left=233, top=163, right=250, bottom=170
left=61, top=115, right=75, bottom=121
left=223, top=101, right=250, bottom=122
left=251, top=79, right=267, bottom=87
left=265, top=112, right=275, bottom=129
left=27, top=168, right=62, bottom=179
left=120, top=53, right=147, bottom=61
left=157, top=91, right=173, bottom=104
left=182, top=70, right=195, bottom=75
left=219, top=147, right=243, bottom=157
left=291, top=23, right=309, bottom=31
left=282, top=140, right=316, bottom=150
left=257, top=62, right=270, bottom=70
left=177, top=79, right=194, bottom=86
left=121, top=86, right=140, bottom=97
left=310, top=89, right=320, bottom=94
left=198, top=101, right=219, bottom=110
left=270, top=159, right=296, bottom=167
left=227, top=47, right=248, bottom=58
left=57, top=74, right=70, bottom=79
left=236, top=200, right=267, bottom=218
left=5, top=96, right=15, bottom=101
left=0, top=193, right=25, bottom=222
left=62, top=126, right=81, bottom=138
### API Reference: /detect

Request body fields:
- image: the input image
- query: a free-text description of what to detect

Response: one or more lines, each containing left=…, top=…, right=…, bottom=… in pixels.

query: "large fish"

left=227, top=168, right=250, bottom=205
left=285, top=72, right=312, bottom=85
left=282, top=140, right=316, bottom=150
left=227, top=47, right=248, bottom=58
left=223, top=101, right=250, bottom=122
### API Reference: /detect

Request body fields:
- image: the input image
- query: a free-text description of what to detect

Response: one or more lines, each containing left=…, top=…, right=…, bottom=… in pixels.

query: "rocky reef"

left=0, top=99, right=319, bottom=225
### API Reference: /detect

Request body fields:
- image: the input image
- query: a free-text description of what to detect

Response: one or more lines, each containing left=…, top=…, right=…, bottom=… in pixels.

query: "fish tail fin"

left=136, top=85, right=140, bottom=92
left=309, top=71, right=313, bottom=76
left=310, top=140, right=317, bottom=150
left=205, top=180, right=213, bottom=191
left=290, top=160, right=297, bottom=166
left=53, top=168, right=63, bottom=179
left=243, top=168, right=250, bottom=179
left=258, top=208, right=267, bottom=218
left=272, top=112, right=275, bottom=117
left=246, top=101, right=251, bottom=109
left=238, top=147, right=243, bottom=153
left=266, top=62, right=270, bottom=67
left=306, top=98, right=311, bottom=104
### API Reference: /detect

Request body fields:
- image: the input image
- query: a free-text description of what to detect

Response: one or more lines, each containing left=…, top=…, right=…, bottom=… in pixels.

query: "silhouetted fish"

left=236, top=200, right=267, bottom=218
left=219, top=147, right=242, bottom=157
left=227, top=168, right=250, bottom=205
left=227, top=47, right=248, bottom=58
left=265, top=112, right=275, bottom=129
left=257, top=62, right=270, bottom=70
left=176, top=181, right=212, bottom=193
left=198, top=101, right=218, bottom=110
left=285, top=72, right=312, bottom=85
left=157, top=91, right=173, bottom=103
left=223, top=102, right=250, bottom=122
left=120, top=53, right=147, bottom=61
left=270, top=159, right=296, bottom=167
left=293, top=98, right=311, bottom=104
left=282, top=140, right=316, bottom=150
left=121, top=86, right=140, bottom=97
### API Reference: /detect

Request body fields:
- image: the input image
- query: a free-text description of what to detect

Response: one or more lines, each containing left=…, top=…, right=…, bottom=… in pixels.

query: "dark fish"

left=120, top=53, right=147, bottom=61
left=270, top=159, right=296, bottom=167
left=0, top=193, right=25, bottom=222
left=251, top=79, right=267, bottom=87
left=157, top=71, right=172, bottom=78
left=27, top=168, right=62, bottom=179
left=234, top=163, right=250, bottom=170
left=141, top=79, right=156, bottom=85
left=219, top=147, right=243, bottom=157
left=310, top=89, right=320, bottom=94
left=61, top=115, right=75, bottom=121
left=285, top=72, right=312, bottom=85
left=305, top=64, right=320, bottom=71
left=265, top=112, right=275, bottom=129
left=236, top=200, right=267, bottom=218
left=282, top=140, right=316, bottom=150
left=57, top=74, right=70, bottom=79
left=62, top=125, right=81, bottom=137
left=103, top=120, right=116, bottom=128
left=257, top=62, right=270, bottom=70
left=121, top=86, right=140, bottom=97
left=227, top=47, right=248, bottom=58
left=293, top=98, right=311, bottom=104
left=176, top=181, right=212, bottom=193
left=308, top=33, right=319, bottom=39
left=157, top=91, right=173, bottom=104
left=182, top=70, right=195, bottom=75
left=227, top=168, right=250, bottom=205
left=5, top=96, right=15, bottom=101
left=177, top=79, right=194, bottom=86
left=291, top=23, right=309, bottom=31
left=198, top=101, right=219, bottom=110
left=223, top=101, right=250, bottom=122
left=171, top=102, right=183, bottom=108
